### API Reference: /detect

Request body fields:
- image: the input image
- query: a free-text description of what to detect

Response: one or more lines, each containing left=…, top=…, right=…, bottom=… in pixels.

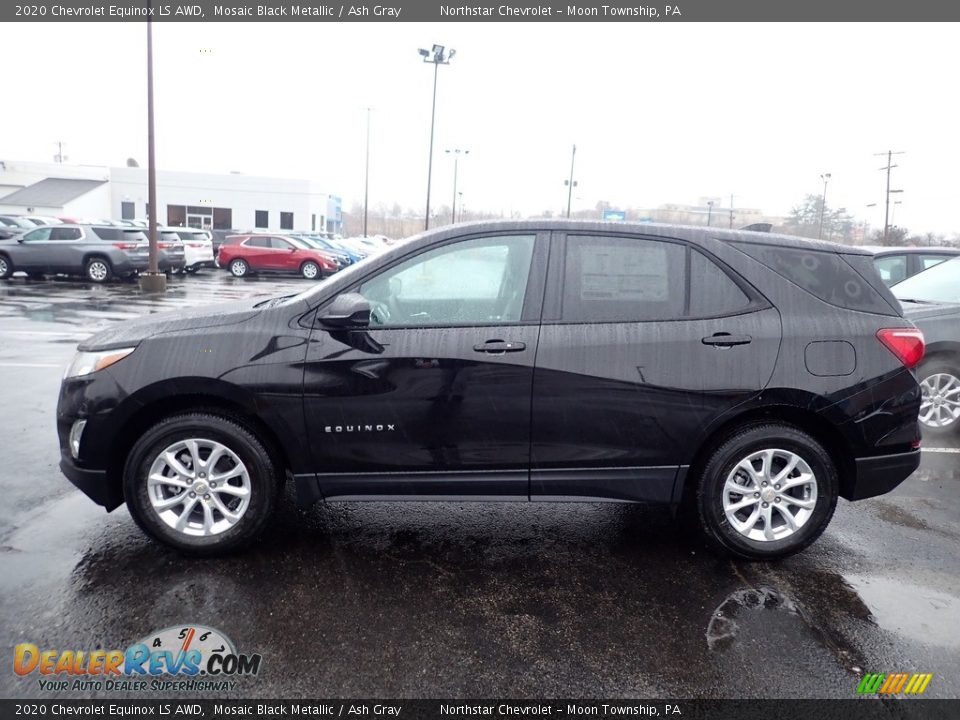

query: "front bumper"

left=844, top=449, right=921, bottom=501
left=59, top=451, right=123, bottom=511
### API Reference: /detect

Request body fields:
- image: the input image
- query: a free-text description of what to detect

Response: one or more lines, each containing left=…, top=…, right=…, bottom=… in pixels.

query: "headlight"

left=64, top=347, right=137, bottom=379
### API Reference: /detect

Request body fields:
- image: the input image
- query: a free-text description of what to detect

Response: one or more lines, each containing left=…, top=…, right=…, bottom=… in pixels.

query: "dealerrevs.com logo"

left=14, top=625, right=262, bottom=693
left=856, top=672, right=933, bottom=695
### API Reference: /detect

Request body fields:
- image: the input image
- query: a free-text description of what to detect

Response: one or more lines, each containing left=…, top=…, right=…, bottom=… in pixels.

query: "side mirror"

left=319, top=293, right=370, bottom=328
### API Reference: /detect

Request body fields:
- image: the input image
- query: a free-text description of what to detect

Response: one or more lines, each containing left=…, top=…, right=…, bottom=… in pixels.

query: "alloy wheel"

left=920, top=372, right=960, bottom=429
left=146, top=438, right=252, bottom=537
left=88, top=261, right=108, bottom=282
left=722, top=448, right=818, bottom=542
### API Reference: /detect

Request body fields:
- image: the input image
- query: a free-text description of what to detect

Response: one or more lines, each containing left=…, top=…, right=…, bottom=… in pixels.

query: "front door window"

left=357, top=235, right=536, bottom=327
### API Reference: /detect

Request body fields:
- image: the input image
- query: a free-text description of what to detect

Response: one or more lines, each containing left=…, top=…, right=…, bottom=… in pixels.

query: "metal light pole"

left=564, top=144, right=577, bottom=218
left=419, top=44, right=455, bottom=231
left=818, top=173, right=831, bottom=239
left=458, top=191, right=464, bottom=223
left=363, top=107, right=371, bottom=237
left=707, top=200, right=714, bottom=227
left=140, top=2, right=165, bottom=292
left=445, top=149, right=469, bottom=224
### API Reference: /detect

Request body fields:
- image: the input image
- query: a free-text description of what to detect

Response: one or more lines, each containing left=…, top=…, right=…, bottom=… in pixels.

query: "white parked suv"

left=168, top=227, right=215, bottom=272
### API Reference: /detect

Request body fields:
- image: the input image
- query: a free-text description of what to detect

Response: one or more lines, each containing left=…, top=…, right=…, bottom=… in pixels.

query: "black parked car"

left=0, top=224, right=150, bottom=282
left=57, top=221, right=923, bottom=558
left=891, top=256, right=960, bottom=436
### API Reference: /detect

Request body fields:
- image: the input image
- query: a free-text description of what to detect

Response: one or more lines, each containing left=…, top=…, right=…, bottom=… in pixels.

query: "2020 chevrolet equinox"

left=57, top=221, right=924, bottom=558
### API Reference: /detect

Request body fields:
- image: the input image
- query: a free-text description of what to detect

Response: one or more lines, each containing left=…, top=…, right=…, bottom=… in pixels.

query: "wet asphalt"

left=0, top=271, right=958, bottom=700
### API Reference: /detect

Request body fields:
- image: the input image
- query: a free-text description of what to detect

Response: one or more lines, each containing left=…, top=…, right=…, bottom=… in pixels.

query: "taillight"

left=113, top=242, right=139, bottom=250
left=186, top=242, right=205, bottom=248
left=158, top=242, right=171, bottom=249
left=877, top=328, right=925, bottom=369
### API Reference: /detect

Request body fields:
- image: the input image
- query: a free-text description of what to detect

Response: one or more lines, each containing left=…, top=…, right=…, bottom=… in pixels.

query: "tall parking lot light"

left=420, top=45, right=455, bottom=231
left=446, top=149, right=469, bottom=224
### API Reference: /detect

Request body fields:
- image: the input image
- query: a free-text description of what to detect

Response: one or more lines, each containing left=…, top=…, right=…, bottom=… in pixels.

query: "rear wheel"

left=123, top=413, right=280, bottom=555
left=85, top=257, right=112, bottom=283
left=0, top=254, right=12, bottom=280
left=229, top=258, right=249, bottom=278
left=300, top=260, right=320, bottom=279
left=184, top=266, right=199, bottom=274
left=917, top=358, right=960, bottom=436
left=696, top=423, right=838, bottom=560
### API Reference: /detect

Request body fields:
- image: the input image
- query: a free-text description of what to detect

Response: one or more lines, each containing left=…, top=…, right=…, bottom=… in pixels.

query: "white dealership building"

left=0, top=159, right=342, bottom=235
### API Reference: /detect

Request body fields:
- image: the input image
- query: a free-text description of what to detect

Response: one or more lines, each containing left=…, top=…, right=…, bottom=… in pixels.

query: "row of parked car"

left=0, top=213, right=393, bottom=283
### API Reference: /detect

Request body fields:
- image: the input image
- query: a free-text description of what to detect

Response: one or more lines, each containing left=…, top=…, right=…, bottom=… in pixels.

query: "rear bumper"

left=844, top=449, right=921, bottom=501
left=59, top=451, right=123, bottom=511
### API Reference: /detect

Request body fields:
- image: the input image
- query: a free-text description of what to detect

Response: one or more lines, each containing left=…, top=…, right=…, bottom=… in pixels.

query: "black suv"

left=57, top=221, right=924, bottom=558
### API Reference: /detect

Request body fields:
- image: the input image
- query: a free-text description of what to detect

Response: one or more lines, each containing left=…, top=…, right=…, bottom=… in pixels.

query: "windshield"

left=892, top=256, right=960, bottom=304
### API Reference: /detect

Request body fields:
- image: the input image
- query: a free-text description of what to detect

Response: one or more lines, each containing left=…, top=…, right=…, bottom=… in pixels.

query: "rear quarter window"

left=734, top=242, right=899, bottom=316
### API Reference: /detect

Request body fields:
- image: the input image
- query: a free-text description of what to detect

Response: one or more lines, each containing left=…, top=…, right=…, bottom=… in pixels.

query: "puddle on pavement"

left=706, top=586, right=798, bottom=651
left=845, top=575, right=960, bottom=648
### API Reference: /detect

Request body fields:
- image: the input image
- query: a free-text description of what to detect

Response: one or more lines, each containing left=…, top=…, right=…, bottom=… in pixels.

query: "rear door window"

left=244, top=237, right=271, bottom=248
left=49, top=227, right=82, bottom=241
left=562, top=236, right=686, bottom=322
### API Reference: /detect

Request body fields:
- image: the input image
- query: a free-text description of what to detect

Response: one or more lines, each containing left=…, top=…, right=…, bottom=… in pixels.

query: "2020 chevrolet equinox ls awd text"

left=57, top=221, right=924, bottom=559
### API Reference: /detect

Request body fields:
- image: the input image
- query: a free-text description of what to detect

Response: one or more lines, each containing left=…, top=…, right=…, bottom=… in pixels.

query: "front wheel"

left=0, top=254, right=14, bottom=279
left=695, top=423, right=838, bottom=560
left=300, top=261, right=320, bottom=279
left=123, top=413, right=280, bottom=555
left=229, top=258, right=249, bottom=277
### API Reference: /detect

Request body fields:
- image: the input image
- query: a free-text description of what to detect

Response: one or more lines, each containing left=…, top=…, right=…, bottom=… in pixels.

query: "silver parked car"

left=0, top=224, right=150, bottom=283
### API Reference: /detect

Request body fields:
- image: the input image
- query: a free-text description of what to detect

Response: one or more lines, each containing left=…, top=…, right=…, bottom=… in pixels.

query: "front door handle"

left=474, top=340, right=526, bottom=354
left=702, top=333, right=752, bottom=347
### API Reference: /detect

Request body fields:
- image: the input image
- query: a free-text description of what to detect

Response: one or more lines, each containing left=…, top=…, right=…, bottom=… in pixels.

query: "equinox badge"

left=325, top=424, right=396, bottom=433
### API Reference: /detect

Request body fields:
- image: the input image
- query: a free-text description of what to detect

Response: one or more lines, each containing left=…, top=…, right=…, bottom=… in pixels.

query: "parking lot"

left=0, top=272, right=958, bottom=699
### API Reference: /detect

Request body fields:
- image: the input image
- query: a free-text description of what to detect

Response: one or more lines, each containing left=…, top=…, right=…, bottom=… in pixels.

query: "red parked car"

left=217, top=234, right=339, bottom=279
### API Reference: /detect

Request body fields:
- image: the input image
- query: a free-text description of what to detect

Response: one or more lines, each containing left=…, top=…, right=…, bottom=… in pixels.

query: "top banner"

left=4, top=0, right=960, bottom=22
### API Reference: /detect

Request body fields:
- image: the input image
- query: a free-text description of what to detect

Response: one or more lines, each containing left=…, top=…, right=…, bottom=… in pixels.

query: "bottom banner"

left=0, top=700, right=957, bottom=720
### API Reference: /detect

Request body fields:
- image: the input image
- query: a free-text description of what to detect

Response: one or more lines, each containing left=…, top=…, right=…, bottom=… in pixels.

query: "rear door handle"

left=474, top=340, right=526, bottom=354
left=702, top=333, right=752, bottom=347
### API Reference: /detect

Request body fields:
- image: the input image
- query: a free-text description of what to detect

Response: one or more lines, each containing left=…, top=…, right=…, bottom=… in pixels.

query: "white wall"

left=109, top=167, right=330, bottom=231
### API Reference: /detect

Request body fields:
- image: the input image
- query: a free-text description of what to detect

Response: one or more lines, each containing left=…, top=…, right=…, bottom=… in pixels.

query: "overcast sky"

left=1, top=22, right=958, bottom=233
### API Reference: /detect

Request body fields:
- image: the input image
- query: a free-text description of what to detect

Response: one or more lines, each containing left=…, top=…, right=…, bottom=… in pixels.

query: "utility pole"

left=818, top=173, right=832, bottom=239
left=707, top=200, right=714, bottom=227
left=54, top=141, right=67, bottom=164
left=565, top=144, right=577, bottom=218
left=140, top=1, right=165, bottom=292
left=728, top=193, right=734, bottom=228
left=875, top=150, right=905, bottom=244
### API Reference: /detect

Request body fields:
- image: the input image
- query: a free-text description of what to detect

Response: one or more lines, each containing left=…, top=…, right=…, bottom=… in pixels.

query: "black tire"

left=916, top=357, right=960, bottom=437
left=184, top=266, right=199, bottom=274
left=300, top=260, right=320, bottom=280
left=695, top=423, right=838, bottom=560
left=0, top=254, right=12, bottom=280
left=123, top=412, right=280, bottom=555
left=85, top=257, right=112, bottom=283
left=229, top=258, right=249, bottom=278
